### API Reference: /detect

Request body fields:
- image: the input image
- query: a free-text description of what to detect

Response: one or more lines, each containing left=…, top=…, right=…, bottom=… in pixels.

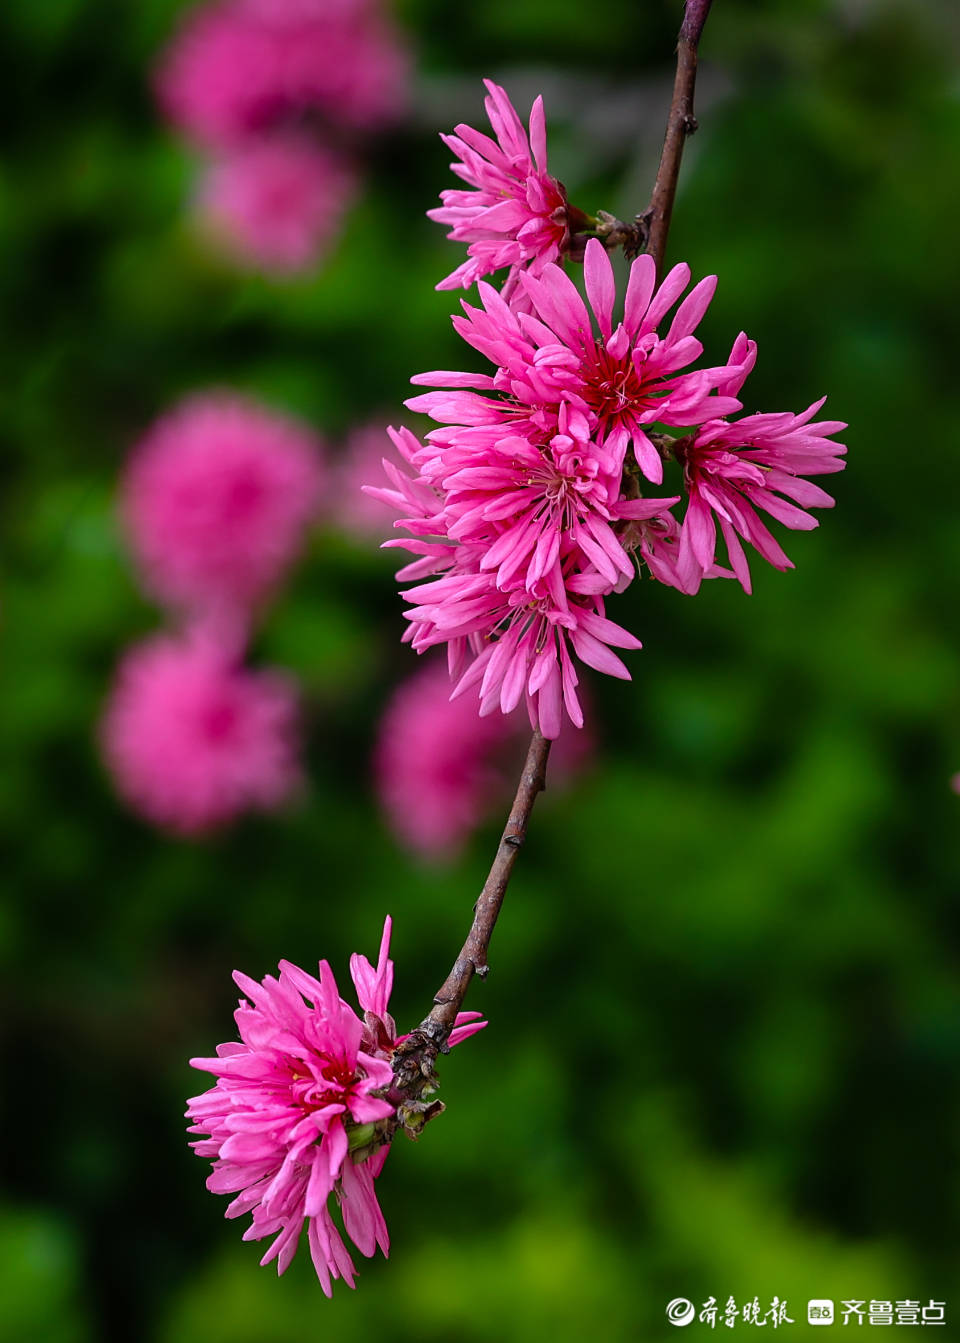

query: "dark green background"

left=2, top=1, right=958, bottom=1338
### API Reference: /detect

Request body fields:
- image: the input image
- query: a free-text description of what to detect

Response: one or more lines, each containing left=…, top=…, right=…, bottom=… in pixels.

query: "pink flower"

left=428, top=79, right=574, bottom=292
left=409, top=238, right=749, bottom=487
left=676, top=373, right=847, bottom=594
left=198, top=133, right=356, bottom=273
left=375, top=657, right=595, bottom=859
left=101, top=629, right=301, bottom=834
left=155, top=0, right=409, bottom=149
left=187, top=918, right=484, bottom=1292
left=122, top=393, right=324, bottom=615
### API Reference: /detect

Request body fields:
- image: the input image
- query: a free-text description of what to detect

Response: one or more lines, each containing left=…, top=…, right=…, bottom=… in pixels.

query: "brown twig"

left=424, top=729, right=551, bottom=1038
left=644, top=0, right=714, bottom=273
left=387, top=731, right=551, bottom=1117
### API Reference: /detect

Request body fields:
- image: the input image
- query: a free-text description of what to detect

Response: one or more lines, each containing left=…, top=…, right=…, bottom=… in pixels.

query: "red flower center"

left=581, top=344, right=656, bottom=430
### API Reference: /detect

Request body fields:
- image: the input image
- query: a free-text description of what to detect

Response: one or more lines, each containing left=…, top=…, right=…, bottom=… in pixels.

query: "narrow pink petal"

left=583, top=238, right=616, bottom=337
left=569, top=628, right=631, bottom=679
left=340, top=1158, right=389, bottom=1260
left=535, top=662, right=563, bottom=739
left=576, top=609, right=642, bottom=651
left=623, top=253, right=657, bottom=335
left=307, top=1216, right=334, bottom=1296
left=529, top=95, right=548, bottom=172
left=718, top=516, right=753, bottom=593
left=642, top=261, right=691, bottom=331
left=666, top=274, right=717, bottom=342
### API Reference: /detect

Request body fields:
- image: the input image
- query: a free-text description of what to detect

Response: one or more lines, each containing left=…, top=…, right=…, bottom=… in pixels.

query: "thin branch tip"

left=644, top=0, right=715, bottom=273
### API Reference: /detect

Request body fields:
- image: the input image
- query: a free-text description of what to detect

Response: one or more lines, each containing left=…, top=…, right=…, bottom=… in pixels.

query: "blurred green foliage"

left=2, top=0, right=959, bottom=1339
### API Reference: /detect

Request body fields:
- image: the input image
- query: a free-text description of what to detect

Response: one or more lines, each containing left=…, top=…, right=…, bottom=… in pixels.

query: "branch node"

left=504, top=832, right=524, bottom=850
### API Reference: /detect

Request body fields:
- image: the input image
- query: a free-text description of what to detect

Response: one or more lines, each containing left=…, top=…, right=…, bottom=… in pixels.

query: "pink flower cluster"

left=155, top=0, right=408, bottom=272
left=187, top=919, right=484, bottom=1291
left=103, top=394, right=324, bottom=834
left=370, top=82, right=846, bottom=738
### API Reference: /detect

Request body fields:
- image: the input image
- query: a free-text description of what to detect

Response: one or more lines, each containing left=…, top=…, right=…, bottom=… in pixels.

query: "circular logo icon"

left=666, top=1298, right=696, bottom=1327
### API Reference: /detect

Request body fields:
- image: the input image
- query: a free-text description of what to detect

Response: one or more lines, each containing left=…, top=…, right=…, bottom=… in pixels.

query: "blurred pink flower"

left=101, top=629, right=301, bottom=834
left=198, top=133, right=356, bottom=273
left=187, top=918, right=484, bottom=1292
left=122, top=392, right=324, bottom=615
left=375, top=659, right=518, bottom=859
left=155, top=0, right=409, bottom=148
left=428, top=79, right=573, bottom=292
left=375, top=657, right=594, bottom=859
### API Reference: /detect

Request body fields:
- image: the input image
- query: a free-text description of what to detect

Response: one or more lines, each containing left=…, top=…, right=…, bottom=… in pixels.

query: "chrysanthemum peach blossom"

left=428, top=79, right=574, bottom=292
left=187, top=919, right=483, bottom=1292
left=409, top=239, right=749, bottom=488
left=676, top=383, right=847, bottom=594
left=368, top=255, right=735, bottom=735
left=101, top=629, right=301, bottom=834
left=198, top=133, right=356, bottom=273
left=122, top=392, right=324, bottom=615
left=155, top=0, right=409, bottom=148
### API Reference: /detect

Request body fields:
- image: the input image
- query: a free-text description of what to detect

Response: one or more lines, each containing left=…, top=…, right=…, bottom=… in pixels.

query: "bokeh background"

left=2, top=0, right=960, bottom=1338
